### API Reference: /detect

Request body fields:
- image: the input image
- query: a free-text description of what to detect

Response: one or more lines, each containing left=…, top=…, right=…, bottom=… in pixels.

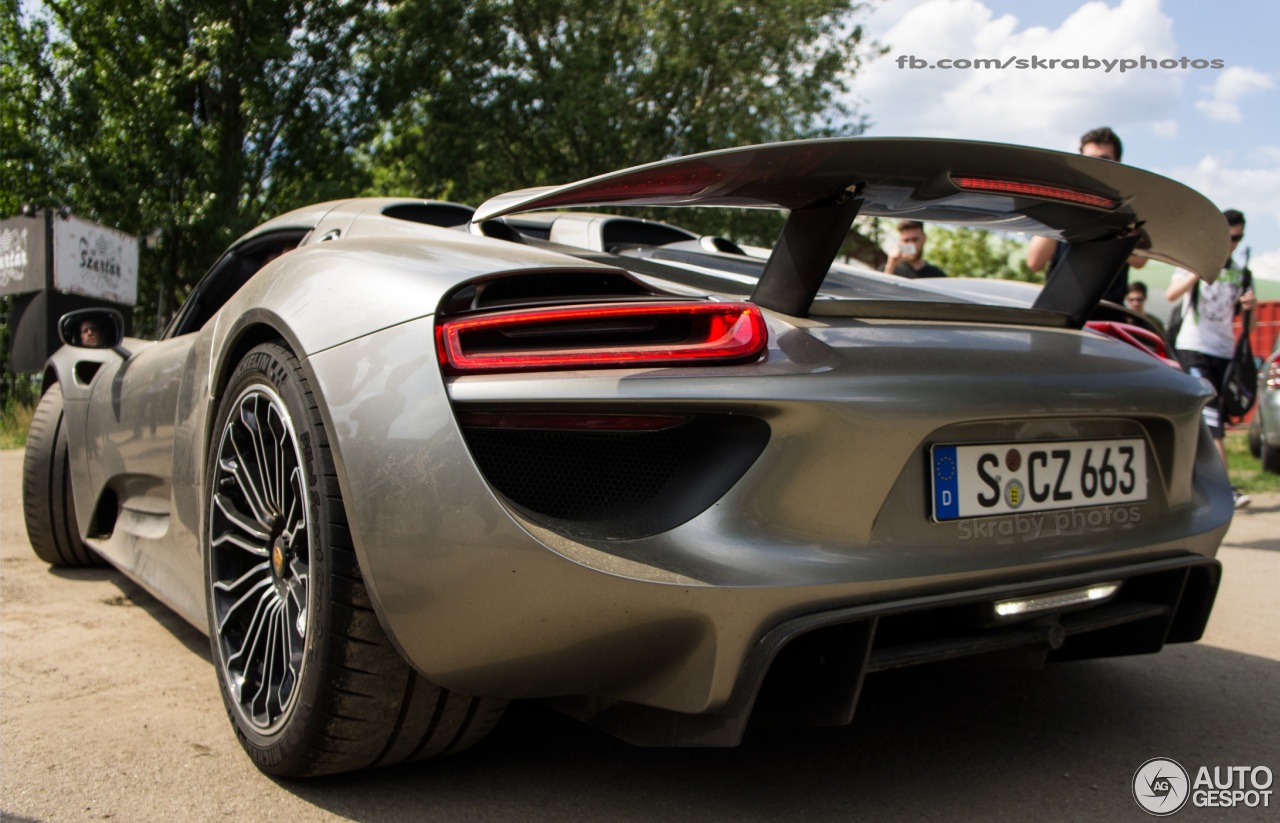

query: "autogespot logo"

left=1134, top=758, right=1191, bottom=816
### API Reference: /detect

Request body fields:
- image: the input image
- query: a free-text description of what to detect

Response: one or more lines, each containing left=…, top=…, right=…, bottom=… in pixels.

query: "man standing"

left=1026, top=126, right=1146, bottom=304
left=1124, top=281, right=1166, bottom=337
left=1166, top=209, right=1256, bottom=508
left=884, top=220, right=946, bottom=279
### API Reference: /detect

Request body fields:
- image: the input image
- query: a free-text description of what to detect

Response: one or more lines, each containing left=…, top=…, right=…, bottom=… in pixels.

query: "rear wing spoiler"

left=474, top=138, right=1228, bottom=322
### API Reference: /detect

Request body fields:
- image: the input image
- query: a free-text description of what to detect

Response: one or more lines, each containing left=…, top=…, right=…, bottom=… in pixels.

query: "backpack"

left=1165, top=301, right=1183, bottom=352
left=1219, top=267, right=1257, bottom=423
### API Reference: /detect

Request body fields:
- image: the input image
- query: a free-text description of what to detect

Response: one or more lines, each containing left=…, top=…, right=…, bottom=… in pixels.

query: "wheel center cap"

left=271, top=541, right=286, bottom=577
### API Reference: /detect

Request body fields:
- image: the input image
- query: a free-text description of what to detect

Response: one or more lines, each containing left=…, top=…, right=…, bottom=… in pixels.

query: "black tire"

left=1262, top=442, right=1280, bottom=475
left=205, top=342, right=505, bottom=777
left=22, top=383, right=105, bottom=567
left=1247, top=416, right=1262, bottom=458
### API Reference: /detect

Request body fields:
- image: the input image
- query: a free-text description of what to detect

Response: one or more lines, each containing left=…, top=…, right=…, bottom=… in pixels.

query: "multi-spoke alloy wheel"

left=209, top=383, right=310, bottom=734
left=206, top=343, right=505, bottom=777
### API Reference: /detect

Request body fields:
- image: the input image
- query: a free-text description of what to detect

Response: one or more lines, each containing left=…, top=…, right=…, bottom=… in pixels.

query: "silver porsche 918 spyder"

left=23, top=138, right=1233, bottom=777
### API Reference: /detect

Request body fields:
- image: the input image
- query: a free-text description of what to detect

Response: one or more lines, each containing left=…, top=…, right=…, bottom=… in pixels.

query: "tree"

left=2, top=0, right=379, bottom=334
left=2, top=0, right=882, bottom=336
left=926, top=225, right=1042, bottom=283
left=365, top=0, right=878, bottom=243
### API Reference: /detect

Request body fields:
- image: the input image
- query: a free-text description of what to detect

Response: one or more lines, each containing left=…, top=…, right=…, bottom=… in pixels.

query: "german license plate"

left=931, top=439, right=1147, bottom=521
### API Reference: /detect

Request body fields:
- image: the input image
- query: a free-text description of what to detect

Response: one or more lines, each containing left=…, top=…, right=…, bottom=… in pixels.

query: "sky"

left=845, top=0, right=1280, bottom=280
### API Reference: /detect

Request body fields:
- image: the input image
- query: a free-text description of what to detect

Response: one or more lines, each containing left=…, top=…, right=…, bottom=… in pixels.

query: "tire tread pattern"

left=1261, top=442, right=1280, bottom=474
left=22, top=384, right=104, bottom=567
left=216, top=343, right=505, bottom=777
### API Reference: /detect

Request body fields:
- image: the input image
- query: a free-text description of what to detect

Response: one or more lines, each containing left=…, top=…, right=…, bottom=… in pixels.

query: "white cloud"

left=1162, top=151, right=1280, bottom=280
left=1194, top=99, right=1240, bottom=122
left=862, top=0, right=939, bottom=32
left=1213, top=66, right=1275, bottom=100
left=847, top=0, right=1280, bottom=275
left=1249, top=249, right=1280, bottom=283
left=850, top=0, right=1182, bottom=150
left=1194, top=67, right=1274, bottom=123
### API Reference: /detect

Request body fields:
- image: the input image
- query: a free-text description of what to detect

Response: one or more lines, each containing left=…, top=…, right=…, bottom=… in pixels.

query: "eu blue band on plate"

left=933, top=446, right=959, bottom=520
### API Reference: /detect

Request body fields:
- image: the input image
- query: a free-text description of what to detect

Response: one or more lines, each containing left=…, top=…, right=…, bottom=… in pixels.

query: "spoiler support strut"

left=751, top=195, right=863, bottom=317
left=1032, top=234, right=1140, bottom=328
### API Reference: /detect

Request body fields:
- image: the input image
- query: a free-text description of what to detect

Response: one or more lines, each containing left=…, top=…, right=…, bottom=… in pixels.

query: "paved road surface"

left=2, top=449, right=1276, bottom=822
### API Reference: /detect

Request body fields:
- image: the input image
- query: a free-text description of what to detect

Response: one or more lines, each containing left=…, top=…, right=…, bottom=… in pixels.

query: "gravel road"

left=3, top=448, right=1277, bottom=822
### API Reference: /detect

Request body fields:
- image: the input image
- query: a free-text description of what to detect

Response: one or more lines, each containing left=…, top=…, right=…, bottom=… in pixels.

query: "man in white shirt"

left=1166, top=209, right=1256, bottom=507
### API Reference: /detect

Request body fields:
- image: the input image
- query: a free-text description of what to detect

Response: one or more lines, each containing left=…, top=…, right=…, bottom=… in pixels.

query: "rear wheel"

left=1262, top=442, right=1280, bottom=474
left=206, top=342, right=505, bottom=777
left=22, top=383, right=104, bottom=567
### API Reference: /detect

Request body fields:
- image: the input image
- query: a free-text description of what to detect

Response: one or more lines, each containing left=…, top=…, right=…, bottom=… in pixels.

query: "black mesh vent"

left=382, top=202, right=475, bottom=227
left=459, top=413, right=771, bottom=539
left=462, top=424, right=691, bottom=521
left=476, top=273, right=652, bottom=307
left=600, top=219, right=696, bottom=249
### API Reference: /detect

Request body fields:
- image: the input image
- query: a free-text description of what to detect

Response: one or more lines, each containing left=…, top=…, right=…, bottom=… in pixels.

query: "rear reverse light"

left=952, top=176, right=1118, bottom=209
left=436, top=301, right=768, bottom=374
left=1086, top=321, right=1181, bottom=370
left=994, top=582, right=1120, bottom=619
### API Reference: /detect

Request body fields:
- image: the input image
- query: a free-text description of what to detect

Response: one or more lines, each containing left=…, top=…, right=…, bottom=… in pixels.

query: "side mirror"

left=59, top=308, right=127, bottom=354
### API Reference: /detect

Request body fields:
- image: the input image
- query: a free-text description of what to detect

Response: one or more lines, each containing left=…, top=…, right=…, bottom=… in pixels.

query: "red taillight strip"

left=952, top=176, right=1118, bottom=209
left=436, top=301, right=768, bottom=374
left=1085, top=321, right=1182, bottom=370
left=509, top=164, right=725, bottom=212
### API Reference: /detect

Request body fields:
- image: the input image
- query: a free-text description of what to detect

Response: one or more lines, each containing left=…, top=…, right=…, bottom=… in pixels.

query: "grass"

left=1225, top=428, right=1280, bottom=494
left=0, top=402, right=33, bottom=450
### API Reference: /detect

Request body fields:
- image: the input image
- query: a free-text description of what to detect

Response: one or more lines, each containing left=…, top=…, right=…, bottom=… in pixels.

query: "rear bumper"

left=559, top=554, right=1220, bottom=747
left=304, top=315, right=1231, bottom=723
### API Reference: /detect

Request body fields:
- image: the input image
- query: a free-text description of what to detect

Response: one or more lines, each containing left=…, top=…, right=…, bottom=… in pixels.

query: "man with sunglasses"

left=1166, top=209, right=1257, bottom=508
left=1124, top=280, right=1166, bottom=337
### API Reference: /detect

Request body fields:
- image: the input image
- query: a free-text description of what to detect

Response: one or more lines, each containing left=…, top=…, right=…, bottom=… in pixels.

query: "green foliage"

left=1226, top=430, right=1280, bottom=494
left=925, top=225, right=1042, bottom=283
left=0, top=397, right=35, bottom=450
left=3, top=0, right=380, bottom=334
left=366, top=0, right=878, bottom=208
left=3, top=0, right=880, bottom=342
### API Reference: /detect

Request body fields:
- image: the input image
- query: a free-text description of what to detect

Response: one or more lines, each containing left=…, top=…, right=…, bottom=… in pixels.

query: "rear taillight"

left=436, top=301, right=767, bottom=374
left=1267, top=358, right=1280, bottom=391
left=952, top=176, right=1118, bottom=209
left=1085, top=321, right=1182, bottom=370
